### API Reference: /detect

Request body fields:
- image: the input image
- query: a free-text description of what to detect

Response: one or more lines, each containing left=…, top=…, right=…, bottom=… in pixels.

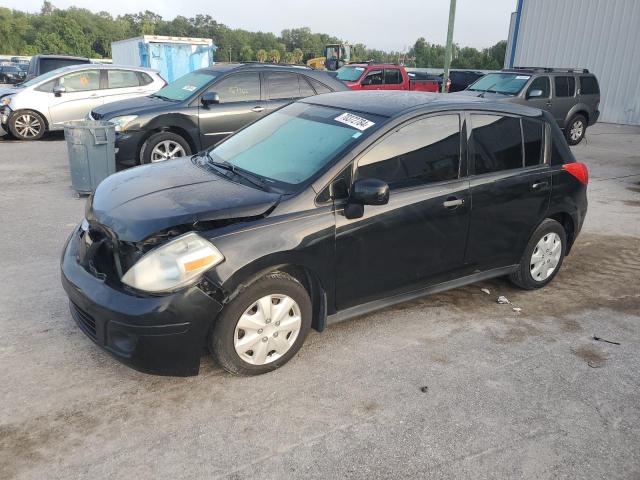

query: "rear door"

left=335, top=113, right=470, bottom=309
left=48, top=69, right=104, bottom=127
left=102, top=69, right=147, bottom=105
left=465, top=113, right=551, bottom=270
left=552, top=76, right=577, bottom=127
left=578, top=75, right=600, bottom=120
left=197, top=72, right=265, bottom=148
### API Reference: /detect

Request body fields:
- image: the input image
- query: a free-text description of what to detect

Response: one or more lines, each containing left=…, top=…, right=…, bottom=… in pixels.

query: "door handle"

left=251, top=106, right=265, bottom=112
left=443, top=197, right=464, bottom=209
left=532, top=181, right=549, bottom=190
left=545, top=101, right=552, bottom=106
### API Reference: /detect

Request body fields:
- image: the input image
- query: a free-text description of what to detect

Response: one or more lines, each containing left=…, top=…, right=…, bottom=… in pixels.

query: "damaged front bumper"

left=60, top=226, right=223, bottom=376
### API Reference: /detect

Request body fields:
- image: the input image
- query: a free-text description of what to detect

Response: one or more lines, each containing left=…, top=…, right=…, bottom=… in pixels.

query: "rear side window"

left=308, top=78, right=332, bottom=94
left=357, top=114, right=461, bottom=189
left=471, top=114, right=522, bottom=174
left=268, top=73, right=300, bottom=100
left=138, top=72, right=154, bottom=85
left=384, top=69, right=402, bottom=85
left=107, top=70, right=140, bottom=89
left=580, top=76, right=599, bottom=95
left=554, top=76, right=575, bottom=97
left=298, top=75, right=316, bottom=97
left=527, top=76, right=550, bottom=98
left=522, top=119, right=544, bottom=166
left=215, top=73, right=261, bottom=102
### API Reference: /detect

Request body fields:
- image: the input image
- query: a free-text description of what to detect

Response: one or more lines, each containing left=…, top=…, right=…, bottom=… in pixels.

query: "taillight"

left=562, top=162, right=589, bottom=185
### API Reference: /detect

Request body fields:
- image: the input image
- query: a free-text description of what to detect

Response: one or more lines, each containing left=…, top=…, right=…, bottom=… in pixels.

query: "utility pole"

left=442, top=0, right=457, bottom=92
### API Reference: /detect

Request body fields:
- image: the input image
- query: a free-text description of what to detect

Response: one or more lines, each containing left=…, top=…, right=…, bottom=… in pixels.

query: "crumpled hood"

left=91, top=95, right=171, bottom=119
left=88, top=157, right=281, bottom=242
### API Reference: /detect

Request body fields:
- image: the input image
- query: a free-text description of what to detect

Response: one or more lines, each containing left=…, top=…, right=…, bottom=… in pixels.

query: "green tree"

left=256, top=49, right=267, bottom=62
left=240, top=45, right=254, bottom=62
left=268, top=49, right=280, bottom=63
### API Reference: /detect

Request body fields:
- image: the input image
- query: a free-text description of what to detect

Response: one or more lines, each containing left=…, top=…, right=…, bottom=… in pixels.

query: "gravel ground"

left=0, top=123, right=639, bottom=479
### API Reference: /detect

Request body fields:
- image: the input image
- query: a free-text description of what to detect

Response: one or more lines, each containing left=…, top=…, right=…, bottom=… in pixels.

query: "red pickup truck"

left=335, top=63, right=440, bottom=92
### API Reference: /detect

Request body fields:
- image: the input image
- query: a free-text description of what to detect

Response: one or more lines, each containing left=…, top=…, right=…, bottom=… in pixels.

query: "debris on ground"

left=497, top=296, right=510, bottom=304
left=481, top=288, right=491, bottom=295
left=420, top=386, right=429, bottom=393
left=592, top=335, right=621, bottom=346
left=512, top=307, right=522, bottom=313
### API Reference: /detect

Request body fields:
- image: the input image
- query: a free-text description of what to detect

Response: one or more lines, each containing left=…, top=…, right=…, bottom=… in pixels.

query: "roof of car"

left=33, top=54, right=91, bottom=61
left=39, top=63, right=159, bottom=74
left=302, top=90, right=544, bottom=118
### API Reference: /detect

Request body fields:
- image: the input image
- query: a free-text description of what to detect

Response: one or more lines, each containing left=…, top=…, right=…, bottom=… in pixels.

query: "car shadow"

left=0, top=131, right=65, bottom=142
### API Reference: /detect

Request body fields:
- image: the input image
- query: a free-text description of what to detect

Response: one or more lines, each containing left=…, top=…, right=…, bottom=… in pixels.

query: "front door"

left=360, top=69, right=384, bottom=90
left=465, top=113, right=551, bottom=270
left=101, top=69, right=148, bottom=105
left=48, top=69, right=103, bottom=127
left=198, top=72, right=267, bottom=149
left=523, top=76, right=552, bottom=117
left=335, top=113, right=470, bottom=310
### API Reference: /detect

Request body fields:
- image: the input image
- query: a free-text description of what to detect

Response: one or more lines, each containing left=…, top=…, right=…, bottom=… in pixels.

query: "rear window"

left=40, top=58, right=89, bottom=74
left=580, top=76, right=599, bottom=95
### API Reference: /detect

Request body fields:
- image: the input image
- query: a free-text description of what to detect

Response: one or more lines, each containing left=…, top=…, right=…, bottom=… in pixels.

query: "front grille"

left=71, top=302, right=97, bottom=339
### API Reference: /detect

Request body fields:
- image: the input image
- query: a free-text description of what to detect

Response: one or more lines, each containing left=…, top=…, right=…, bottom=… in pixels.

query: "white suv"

left=0, top=64, right=165, bottom=140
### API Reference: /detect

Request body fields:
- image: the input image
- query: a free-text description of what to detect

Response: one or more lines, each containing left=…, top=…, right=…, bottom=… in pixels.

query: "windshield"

left=154, top=71, right=217, bottom=101
left=467, top=73, right=531, bottom=95
left=336, top=66, right=365, bottom=82
left=209, top=102, right=380, bottom=190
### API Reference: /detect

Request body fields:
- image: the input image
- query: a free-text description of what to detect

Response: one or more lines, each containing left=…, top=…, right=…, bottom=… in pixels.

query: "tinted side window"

left=268, top=73, right=300, bottom=100
left=298, top=75, right=316, bottom=97
left=384, top=68, right=402, bottom=85
left=554, top=76, right=575, bottom=97
left=580, top=76, right=599, bottom=95
left=214, top=73, right=260, bottom=103
left=58, top=70, right=100, bottom=92
left=522, top=119, right=544, bottom=166
left=357, top=114, right=461, bottom=189
left=364, top=69, right=383, bottom=85
left=527, top=76, right=550, bottom=98
left=472, top=114, right=523, bottom=174
left=107, top=70, right=140, bottom=89
left=308, top=78, right=332, bottom=94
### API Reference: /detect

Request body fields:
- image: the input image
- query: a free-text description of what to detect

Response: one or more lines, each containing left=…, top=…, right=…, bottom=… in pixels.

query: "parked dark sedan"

left=0, top=65, right=26, bottom=84
left=90, top=63, right=348, bottom=165
left=62, top=91, right=588, bottom=376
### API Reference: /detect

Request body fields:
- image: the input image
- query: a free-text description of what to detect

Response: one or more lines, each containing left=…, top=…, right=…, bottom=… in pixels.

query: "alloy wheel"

left=530, top=232, right=562, bottom=281
left=570, top=120, right=584, bottom=142
left=233, top=294, right=302, bottom=365
left=150, top=140, right=186, bottom=162
left=14, top=114, right=42, bottom=139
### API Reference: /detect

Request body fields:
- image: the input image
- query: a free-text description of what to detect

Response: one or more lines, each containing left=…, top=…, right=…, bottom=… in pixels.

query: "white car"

left=0, top=64, right=165, bottom=140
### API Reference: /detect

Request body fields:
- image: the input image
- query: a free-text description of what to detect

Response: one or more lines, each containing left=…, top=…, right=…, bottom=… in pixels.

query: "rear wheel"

left=9, top=110, right=46, bottom=141
left=140, top=131, right=191, bottom=164
left=210, top=272, right=312, bottom=375
left=565, top=114, right=587, bottom=145
left=509, top=218, right=566, bottom=289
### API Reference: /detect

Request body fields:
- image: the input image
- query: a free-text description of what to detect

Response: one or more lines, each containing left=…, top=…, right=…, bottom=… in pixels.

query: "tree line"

left=0, top=2, right=506, bottom=70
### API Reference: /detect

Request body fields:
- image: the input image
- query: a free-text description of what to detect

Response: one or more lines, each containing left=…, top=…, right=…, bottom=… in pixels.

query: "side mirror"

left=351, top=178, right=389, bottom=205
left=201, top=92, right=220, bottom=107
left=527, top=89, right=543, bottom=99
left=53, top=85, right=66, bottom=97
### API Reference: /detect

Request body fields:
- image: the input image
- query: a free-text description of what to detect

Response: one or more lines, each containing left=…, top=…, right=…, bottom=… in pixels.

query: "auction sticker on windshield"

left=182, top=85, right=197, bottom=92
left=335, top=112, right=375, bottom=131
left=515, top=75, right=531, bottom=80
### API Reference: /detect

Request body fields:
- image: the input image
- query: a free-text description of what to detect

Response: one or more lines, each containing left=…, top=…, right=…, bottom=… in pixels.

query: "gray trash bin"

left=64, top=120, right=116, bottom=195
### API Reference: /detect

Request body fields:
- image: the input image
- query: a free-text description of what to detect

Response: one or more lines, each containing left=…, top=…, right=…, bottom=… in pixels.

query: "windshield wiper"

left=202, top=152, right=269, bottom=191
left=151, top=94, right=175, bottom=101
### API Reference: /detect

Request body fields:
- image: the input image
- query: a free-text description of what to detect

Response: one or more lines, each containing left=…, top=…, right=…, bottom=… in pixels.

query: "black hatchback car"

left=61, top=91, right=588, bottom=376
left=90, top=63, right=347, bottom=165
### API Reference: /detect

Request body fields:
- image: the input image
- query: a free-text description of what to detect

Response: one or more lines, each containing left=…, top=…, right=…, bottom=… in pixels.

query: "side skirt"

left=326, top=265, right=518, bottom=326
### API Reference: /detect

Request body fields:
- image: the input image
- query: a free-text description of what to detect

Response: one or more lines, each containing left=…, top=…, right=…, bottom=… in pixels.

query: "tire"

left=565, top=114, right=587, bottom=145
left=9, top=110, right=46, bottom=141
left=509, top=218, right=567, bottom=290
left=140, top=131, right=191, bottom=164
left=210, top=272, right=312, bottom=375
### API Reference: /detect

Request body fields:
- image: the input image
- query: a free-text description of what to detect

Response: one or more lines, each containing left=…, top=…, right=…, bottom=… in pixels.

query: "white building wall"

left=511, top=0, right=640, bottom=125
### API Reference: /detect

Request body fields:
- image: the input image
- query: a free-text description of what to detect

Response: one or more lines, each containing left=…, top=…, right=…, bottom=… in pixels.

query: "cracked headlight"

left=122, top=232, right=224, bottom=293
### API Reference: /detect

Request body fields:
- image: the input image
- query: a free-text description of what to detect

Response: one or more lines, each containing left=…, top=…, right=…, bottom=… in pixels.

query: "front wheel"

left=210, top=272, right=312, bottom=375
left=565, top=114, right=587, bottom=145
left=140, top=131, right=191, bottom=164
left=9, top=110, right=46, bottom=141
left=509, top=218, right=566, bottom=289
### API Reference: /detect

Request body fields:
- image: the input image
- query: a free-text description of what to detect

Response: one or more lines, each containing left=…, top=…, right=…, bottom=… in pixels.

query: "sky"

left=1, top=0, right=517, bottom=51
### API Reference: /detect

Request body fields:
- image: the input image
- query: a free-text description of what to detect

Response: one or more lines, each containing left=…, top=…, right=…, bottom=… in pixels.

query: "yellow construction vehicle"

left=307, top=44, right=351, bottom=70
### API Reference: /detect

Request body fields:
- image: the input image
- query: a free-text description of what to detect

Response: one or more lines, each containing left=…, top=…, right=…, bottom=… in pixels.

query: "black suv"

left=90, top=63, right=348, bottom=165
left=62, top=91, right=588, bottom=376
